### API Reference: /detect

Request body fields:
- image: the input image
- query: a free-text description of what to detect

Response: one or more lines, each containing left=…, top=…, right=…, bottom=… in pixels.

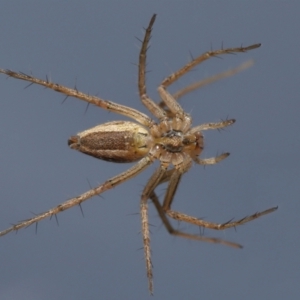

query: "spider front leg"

left=138, top=14, right=166, bottom=120
left=190, top=119, right=236, bottom=133
left=195, top=152, right=230, bottom=165
left=160, top=43, right=261, bottom=89
left=157, top=41, right=260, bottom=116
left=158, top=60, right=255, bottom=113
left=171, top=60, right=255, bottom=101
left=138, top=14, right=191, bottom=121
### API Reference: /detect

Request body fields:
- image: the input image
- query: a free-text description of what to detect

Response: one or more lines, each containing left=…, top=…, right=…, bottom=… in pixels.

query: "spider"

left=0, top=14, right=277, bottom=294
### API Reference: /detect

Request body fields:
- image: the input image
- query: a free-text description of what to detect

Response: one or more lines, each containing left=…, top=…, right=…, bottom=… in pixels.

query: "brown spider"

left=0, top=14, right=277, bottom=294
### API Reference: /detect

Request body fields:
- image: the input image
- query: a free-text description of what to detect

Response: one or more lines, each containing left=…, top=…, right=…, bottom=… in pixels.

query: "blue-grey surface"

left=0, top=2, right=299, bottom=299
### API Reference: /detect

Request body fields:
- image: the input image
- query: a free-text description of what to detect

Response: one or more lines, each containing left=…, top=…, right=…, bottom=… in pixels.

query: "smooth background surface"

left=0, top=2, right=299, bottom=299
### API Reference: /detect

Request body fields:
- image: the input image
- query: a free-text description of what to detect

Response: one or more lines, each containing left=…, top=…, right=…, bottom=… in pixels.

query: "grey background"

left=0, top=1, right=299, bottom=299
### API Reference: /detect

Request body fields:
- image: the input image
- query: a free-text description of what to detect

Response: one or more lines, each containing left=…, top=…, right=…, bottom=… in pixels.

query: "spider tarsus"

left=268, top=206, right=278, bottom=212
left=148, top=14, right=157, bottom=27
left=244, top=43, right=261, bottom=51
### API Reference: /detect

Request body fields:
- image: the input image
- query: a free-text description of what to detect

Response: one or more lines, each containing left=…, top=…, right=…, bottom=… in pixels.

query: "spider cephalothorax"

left=0, top=14, right=277, bottom=294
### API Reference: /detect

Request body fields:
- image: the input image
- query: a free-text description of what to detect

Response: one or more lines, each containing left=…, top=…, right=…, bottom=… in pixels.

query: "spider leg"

left=158, top=60, right=254, bottom=113
left=148, top=156, right=241, bottom=248
left=140, top=161, right=169, bottom=294
left=166, top=206, right=278, bottom=230
left=157, top=44, right=260, bottom=117
left=190, top=119, right=236, bottom=133
left=155, top=153, right=229, bottom=211
left=158, top=155, right=278, bottom=231
left=161, top=44, right=261, bottom=89
left=138, top=14, right=166, bottom=120
left=159, top=165, right=278, bottom=231
left=194, top=152, right=230, bottom=165
left=0, top=69, right=154, bottom=127
left=149, top=151, right=276, bottom=243
left=172, top=60, right=254, bottom=101
left=139, top=156, right=236, bottom=295
left=0, top=156, right=153, bottom=237
left=158, top=83, right=188, bottom=118
left=150, top=191, right=241, bottom=248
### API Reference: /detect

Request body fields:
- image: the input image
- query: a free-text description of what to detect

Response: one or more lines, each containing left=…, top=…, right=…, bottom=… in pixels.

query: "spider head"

left=150, top=117, right=204, bottom=165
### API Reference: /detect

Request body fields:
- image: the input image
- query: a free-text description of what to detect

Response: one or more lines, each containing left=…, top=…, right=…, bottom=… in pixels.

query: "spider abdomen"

left=68, top=121, right=151, bottom=163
